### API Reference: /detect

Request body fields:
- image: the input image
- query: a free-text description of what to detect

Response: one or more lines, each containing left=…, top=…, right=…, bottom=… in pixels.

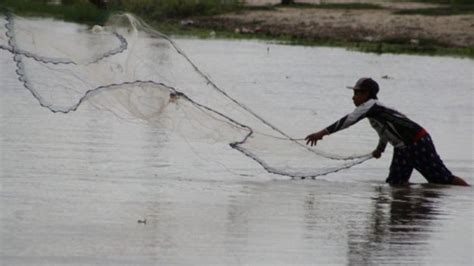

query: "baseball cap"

left=347, top=77, right=379, bottom=98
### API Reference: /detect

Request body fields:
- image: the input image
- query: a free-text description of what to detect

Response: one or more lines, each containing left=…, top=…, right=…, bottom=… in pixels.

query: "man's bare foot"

left=451, top=176, right=470, bottom=186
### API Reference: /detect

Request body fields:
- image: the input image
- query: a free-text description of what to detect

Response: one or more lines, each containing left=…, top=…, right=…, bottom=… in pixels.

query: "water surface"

left=0, top=20, right=473, bottom=265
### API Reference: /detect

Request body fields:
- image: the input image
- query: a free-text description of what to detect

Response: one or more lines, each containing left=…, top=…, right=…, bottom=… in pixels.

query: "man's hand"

left=372, top=149, right=382, bottom=159
left=305, top=130, right=328, bottom=146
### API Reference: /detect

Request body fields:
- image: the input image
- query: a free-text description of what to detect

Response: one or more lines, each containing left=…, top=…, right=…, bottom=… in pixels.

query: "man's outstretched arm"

left=305, top=100, right=376, bottom=147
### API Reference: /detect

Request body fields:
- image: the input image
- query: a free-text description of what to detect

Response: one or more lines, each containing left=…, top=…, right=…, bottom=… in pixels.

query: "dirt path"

left=194, top=2, right=474, bottom=48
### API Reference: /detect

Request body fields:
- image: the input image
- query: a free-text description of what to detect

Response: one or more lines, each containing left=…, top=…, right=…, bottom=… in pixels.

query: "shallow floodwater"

left=1, top=20, right=473, bottom=265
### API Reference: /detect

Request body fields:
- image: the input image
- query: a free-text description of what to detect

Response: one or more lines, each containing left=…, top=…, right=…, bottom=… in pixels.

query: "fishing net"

left=0, top=12, right=372, bottom=179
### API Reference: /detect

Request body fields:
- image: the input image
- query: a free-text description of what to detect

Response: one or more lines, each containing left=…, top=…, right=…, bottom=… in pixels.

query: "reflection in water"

left=348, top=185, right=445, bottom=265
left=223, top=182, right=366, bottom=265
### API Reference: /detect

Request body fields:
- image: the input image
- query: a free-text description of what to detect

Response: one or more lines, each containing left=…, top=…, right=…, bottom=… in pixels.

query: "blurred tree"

left=89, top=0, right=108, bottom=9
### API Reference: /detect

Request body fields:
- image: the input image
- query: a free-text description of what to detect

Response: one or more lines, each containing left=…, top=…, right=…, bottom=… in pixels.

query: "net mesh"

left=0, top=12, right=372, bottom=179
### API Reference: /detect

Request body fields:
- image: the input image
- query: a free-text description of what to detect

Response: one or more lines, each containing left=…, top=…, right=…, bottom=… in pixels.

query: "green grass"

left=399, top=0, right=474, bottom=4
left=241, top=5, right=277, bottom=12
left=234, top=3, right=382, bottom=17
left=0, top=0, right=110, bottom=25
left=285, top=1, right=473, bottom=16
left=276, top=3, right=383, bottom=10
left=394, top=5, right=474, bottom=15
left=117, top=0, right=242, bottom=21
left=0, top=0, right=243, bottom=24
left=394, top=0, right=474, bottom=15
left=234, top=2, right=383, bottom=13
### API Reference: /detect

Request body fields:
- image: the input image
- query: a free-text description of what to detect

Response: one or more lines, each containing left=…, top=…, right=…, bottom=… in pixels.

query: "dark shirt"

left=325, top=99, right=424, bottom=151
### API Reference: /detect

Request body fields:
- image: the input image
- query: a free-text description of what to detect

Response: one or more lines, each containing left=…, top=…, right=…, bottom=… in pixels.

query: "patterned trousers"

left=386, top=135, right=453, bottom=185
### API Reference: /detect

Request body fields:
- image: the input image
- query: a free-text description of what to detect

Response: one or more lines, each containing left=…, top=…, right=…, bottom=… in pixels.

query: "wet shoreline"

left=185, top=3, right=474, bottom=58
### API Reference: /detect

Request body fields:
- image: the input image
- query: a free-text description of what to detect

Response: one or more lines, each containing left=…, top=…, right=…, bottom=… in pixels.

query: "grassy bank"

left=0, top=0, right=242, bottom=24
left=406, top=0, right=473, bottom=4
left=395, top=6, right=474, bottom=16
left=156, top=21, right=474, bottom=58
left=245, top=1, right=473, bottom=15
left=0, top=0, right=472, bottom=58
left=0, top=0, right=110, bottom=25
left=396, top=0, right=474, bottom=15
left=395, top=1, right=474, bottom=16
left=274, top=3, right=383, bottom=10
